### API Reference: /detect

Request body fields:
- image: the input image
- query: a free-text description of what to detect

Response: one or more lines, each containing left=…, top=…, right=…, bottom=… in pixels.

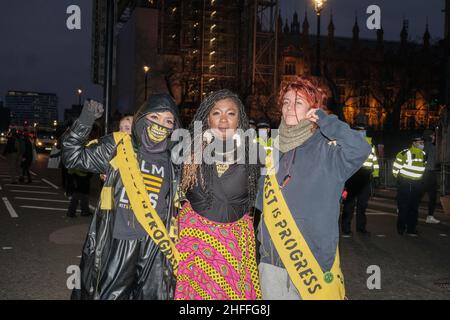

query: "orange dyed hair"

left=277, top=76, right=328, bottom=110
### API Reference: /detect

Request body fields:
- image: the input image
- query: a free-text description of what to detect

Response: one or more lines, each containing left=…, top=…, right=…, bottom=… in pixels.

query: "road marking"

left=14, top=197, right=69, bottom=203
left=41, top=178, right=59, bottom=189
left=2, top=247, right=13, bottom=250
left=4, top=184, right=50, bottom=189
left=89, top=205, right=96, bottom=212
left=30, top=171, right=38, bottom=176
left=10, top=190, right=58, bottom=194
left=376, top=234, right=386, bottom=238
left=21, top=206, right=68, bottom=211
left=20, top=206, right=87, bottom=213
left=440, top=234, right=448, bottom=237
left=2, top=197, right=18, bottom=218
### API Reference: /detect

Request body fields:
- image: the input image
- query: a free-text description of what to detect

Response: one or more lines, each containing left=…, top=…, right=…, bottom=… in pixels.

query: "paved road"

left=0, top=154, right=449, bottom=299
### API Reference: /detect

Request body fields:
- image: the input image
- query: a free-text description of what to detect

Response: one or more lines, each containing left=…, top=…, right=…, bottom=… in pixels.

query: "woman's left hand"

left=305, top=108, right=319, bottom=123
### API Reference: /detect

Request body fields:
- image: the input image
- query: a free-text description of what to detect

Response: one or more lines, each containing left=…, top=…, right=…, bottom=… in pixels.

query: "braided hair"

left=180, top=89, right=259, bottom=211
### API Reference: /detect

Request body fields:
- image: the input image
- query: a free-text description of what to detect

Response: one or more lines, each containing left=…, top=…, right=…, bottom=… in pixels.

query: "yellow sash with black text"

left=110, top=132, right=180, bottom=274
left=263, top=155, right=345, bottom=300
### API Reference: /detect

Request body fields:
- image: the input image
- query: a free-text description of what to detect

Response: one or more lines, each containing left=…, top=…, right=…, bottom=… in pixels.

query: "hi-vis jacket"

left=392, top=146, right=426, bottom=180
left=362, top=137, right=379, bottom=178
left=255, top=136, right=273, bottom=154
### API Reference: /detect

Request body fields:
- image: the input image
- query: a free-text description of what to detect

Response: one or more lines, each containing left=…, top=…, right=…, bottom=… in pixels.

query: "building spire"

left=423, top=19, right=431, bottom=50
left=352, top=14, right=360, bottom=42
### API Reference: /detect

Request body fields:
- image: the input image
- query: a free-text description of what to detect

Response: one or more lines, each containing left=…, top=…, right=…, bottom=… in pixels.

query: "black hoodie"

left=113, top=94, right=180, bottom=239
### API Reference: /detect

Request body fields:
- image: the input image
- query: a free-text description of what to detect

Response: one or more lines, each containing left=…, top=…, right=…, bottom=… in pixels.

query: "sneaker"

left=426, top=216, right=440, bottom=224
left=406, top=231, right=419, bottom=237
left=341, top=231, right=353, bottom=238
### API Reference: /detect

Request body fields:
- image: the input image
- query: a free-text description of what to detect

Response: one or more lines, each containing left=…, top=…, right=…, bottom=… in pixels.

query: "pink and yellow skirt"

left=174, top=202, right=261, bottom=300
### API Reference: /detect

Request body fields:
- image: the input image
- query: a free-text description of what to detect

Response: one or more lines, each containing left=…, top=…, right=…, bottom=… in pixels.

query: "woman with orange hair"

left=255, top=76, right=371, bottom=300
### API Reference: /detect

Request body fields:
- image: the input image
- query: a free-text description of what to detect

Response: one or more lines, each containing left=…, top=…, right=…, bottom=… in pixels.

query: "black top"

left=113, top=151, right=171, bottom=240
left=186, top=164, right=249, bottom=223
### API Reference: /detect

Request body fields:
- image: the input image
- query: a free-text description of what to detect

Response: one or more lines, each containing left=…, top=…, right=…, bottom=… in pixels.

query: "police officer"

left=256, top=119, right=273, bottom=155
left=341, top=124, right=379, bottom=237
left=393, top=135, right=427, bottom=236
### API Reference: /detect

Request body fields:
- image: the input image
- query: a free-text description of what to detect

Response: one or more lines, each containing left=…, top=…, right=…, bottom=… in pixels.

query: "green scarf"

left=278, top=118, right=314, bottom=153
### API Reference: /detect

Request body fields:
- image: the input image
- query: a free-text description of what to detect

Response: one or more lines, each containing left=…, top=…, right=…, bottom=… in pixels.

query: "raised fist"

left=79, top=99, right=104, bottom=126
left=83, top=99, right=104, bottom=119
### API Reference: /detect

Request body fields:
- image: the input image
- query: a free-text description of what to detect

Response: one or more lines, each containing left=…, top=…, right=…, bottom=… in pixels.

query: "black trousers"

left=397, top=178, right=423, bottom=233
left=67, top=192, right=90, bottom=215
left=95, top=236, right=173, bottom=300
left=342, top=179, right=371, bottom=233
left=422, top=170, right=438, bottom=217
left=20, top=160, right=32, bottom=182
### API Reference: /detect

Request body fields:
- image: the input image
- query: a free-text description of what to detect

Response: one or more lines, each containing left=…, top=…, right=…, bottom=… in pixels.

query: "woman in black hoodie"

left=62, top=94, right=180, bottom=300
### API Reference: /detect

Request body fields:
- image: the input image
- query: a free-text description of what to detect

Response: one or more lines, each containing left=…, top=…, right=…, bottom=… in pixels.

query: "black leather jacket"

left=62, top=95, right=180, bottom=300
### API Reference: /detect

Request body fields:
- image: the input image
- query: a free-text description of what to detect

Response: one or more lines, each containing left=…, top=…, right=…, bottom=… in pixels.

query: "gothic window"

left=284, top=61, right=296, bottom=75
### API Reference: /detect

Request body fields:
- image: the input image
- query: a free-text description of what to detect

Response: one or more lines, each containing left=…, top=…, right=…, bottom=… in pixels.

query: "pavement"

left=0, top=153, right=449, bottom=299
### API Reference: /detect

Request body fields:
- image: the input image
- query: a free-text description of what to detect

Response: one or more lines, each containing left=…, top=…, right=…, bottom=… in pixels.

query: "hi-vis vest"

left=255, top=136, right=273, bottom=154
left=363, top=137, right=380, bottom=178
left=392, top=146, right=426, bottom=180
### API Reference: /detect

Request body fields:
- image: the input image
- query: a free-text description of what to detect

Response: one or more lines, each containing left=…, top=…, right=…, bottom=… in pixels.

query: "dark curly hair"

left=180, top=89, right=259, bottom=212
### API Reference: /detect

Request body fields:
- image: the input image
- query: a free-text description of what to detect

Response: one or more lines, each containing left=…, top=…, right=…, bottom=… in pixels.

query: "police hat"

left=257, top=120, right=271, bottom=129
left=353, top=123, right=367, bottom=131
left=411, top=134, right=424, bottom=142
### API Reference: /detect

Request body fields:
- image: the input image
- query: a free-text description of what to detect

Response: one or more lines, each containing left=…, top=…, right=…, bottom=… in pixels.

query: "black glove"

left=78, top=99, right=104, bottom=126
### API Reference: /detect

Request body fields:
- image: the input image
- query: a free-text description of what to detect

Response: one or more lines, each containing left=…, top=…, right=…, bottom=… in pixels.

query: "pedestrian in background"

left=2, top=130, right=21, bottom=184
left=422, top=129, right=440, bottom=224
left=393, top=135, right=426, bottom=236
left=67, top=168, right=92, bottom=218
left=19, top=131, right=33, bottom=184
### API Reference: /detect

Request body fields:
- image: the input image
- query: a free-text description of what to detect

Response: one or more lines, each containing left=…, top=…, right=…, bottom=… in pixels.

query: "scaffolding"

left=158, top=0, right=243, bottom=106
left=249, top=0, right=279, bottom=118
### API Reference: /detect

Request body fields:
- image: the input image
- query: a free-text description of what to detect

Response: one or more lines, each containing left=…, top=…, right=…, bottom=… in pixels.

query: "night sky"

left=0, top=0, right=445, bottom=119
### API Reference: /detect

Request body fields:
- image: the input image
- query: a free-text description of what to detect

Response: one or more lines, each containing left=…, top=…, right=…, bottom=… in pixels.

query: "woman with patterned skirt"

left=175, top=89, right=261, bottom=300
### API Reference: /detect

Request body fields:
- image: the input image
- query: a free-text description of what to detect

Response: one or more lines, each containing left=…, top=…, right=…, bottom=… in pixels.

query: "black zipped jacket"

left=62, top=94, right=181, bottom=300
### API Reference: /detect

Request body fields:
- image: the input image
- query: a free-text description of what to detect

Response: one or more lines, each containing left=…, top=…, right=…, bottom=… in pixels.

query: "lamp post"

left=143, top=65, right=150, bottom=101
left=77, top=88, right=82, bottom=106
left=313, top=0, right=326, bottom=76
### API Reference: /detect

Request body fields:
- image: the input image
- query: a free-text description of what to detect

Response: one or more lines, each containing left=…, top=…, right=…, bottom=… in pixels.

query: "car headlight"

left=37, top=141, right=43, bottom=146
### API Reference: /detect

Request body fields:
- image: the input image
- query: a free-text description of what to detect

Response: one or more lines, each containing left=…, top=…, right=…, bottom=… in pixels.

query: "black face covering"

left=140, top=119, right=172, bottom=154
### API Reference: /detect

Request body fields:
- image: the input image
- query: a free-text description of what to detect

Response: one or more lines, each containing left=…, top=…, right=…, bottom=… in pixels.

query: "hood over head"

left=132, top=93, right=180, bottom=148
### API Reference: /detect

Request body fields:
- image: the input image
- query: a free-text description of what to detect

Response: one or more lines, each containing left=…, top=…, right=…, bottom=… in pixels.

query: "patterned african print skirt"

left=174, top=202, right=262, bottom=300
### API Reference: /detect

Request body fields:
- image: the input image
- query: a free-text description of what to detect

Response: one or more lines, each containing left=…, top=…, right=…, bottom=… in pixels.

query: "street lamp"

left=143, top=65, right=150, bottom=101
left=77, top=88, right=82, bottom=105
left=313, top=0, right=327, bottom=76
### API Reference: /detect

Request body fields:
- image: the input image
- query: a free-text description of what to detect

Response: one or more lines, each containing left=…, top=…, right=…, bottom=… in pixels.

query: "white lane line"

left=376, top=235, right=386, bottom=238
left=14, top=197, right=69, bottom=203
left=440, top=234, right=448, bottom=237
left=2, top=247, right=13, bottom=250
left=89, top=205, right=96, bottom=211
left=10, top=190, right=58, bottom=195
left=20, top=206, right=86, bottom=213
left=30, top=171, right=38, bottom=176
left=21, top=206, right=67, bottom=211
left=41, top=178, right=59, bottom=190
left=4, top=184, right=50, bottom=189
left=2, top=197, right=18, bottom=218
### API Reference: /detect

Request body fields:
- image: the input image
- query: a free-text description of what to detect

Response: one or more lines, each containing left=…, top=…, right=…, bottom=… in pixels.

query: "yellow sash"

left=263, top=156, right=345, bottom=300
left=111, top=132, right=180, bottom=274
